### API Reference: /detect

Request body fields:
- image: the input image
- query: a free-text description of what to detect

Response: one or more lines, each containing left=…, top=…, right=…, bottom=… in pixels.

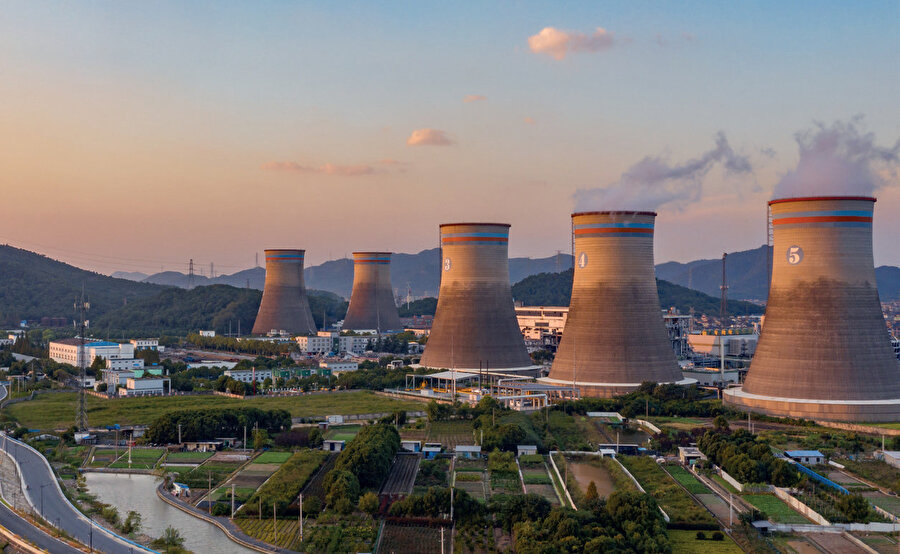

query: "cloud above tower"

left=528, top=26, right=615, bottom=60
left=406, top=128, right=454, bottom=146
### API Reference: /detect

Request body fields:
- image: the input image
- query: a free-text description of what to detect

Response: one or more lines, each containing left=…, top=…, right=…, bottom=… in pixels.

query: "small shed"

left=677, top=446, right=707, bottom=466
left=323, top=439, right=345, bottom=452
left=599, top=448, right=617, bottom=458
left=422, top=445, right=441, bottom=460
left=184, top=441, right=222, bottom=453
left=784, top=450, right=825, bottom=465
left=401, top=440, right=422, bottom=453
left=517, top=445, right=538, bottom=457
left=172, top=482, right=191, bottom=498
left=455, top=445, right=482, bottom=459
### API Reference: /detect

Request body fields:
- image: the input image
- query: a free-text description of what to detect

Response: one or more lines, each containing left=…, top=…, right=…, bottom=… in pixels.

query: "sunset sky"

left=1, top=2, right=898, bottom=275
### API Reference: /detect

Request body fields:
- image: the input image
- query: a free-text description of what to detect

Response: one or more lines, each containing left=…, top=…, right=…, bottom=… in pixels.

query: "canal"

left=84, top=473, right=256, bottom=554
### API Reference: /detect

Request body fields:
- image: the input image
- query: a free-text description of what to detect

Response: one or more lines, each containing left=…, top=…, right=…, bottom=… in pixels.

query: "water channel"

left=84, top=473, right=255, bottom=554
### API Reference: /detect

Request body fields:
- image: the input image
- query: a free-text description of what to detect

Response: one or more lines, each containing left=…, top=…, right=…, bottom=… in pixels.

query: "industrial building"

left=342, top=252, right=403, bottom=332
left=544, top=211, right=691, bottom=397
left=295, top=332, right=372, bottom=355
left=724, top=196, right=900, bottom=421
left=49, top=338, right=136, bottom=367
left=419, top=223, right=535, bottom=372
left=224, top=368, right=273, bottom=383
left=251, top=249, right=317, bottom=336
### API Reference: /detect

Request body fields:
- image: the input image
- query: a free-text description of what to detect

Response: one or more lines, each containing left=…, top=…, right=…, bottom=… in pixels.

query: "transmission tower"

left=188, top=259, right=195, bottom=289
left=75, top=289, right=90, bottom=431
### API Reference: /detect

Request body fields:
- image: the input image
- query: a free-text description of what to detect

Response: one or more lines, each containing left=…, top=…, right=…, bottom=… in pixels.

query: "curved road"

left=0, top=385, right=154, bottom=553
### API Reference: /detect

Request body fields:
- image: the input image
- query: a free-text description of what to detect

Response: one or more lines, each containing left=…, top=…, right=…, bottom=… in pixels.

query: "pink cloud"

left=524, top=117, right=536, bottom=125
left=528, top=26, right=614, bottom=60
left=462, top=94, right=487, bottom=103
left=261, top=161, right=377, bottom=176
left=406, top=128, right=454, bottom=146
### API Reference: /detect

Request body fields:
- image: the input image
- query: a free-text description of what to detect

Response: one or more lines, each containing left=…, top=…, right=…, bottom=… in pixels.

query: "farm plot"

left=618, top=456, right=718, bottom=528
left=743, top=494, right=809, bottom=524
left=87, top=448, right=119, bottom=468
left=244, top=449, right=328, bottom=515
left=455, top=471, right=487, bottom=502
left=666, top=465, right=712, bottom=495
left=380, top=454, right=421, bottom=496
left=164, top=451, right=214, bottom=464
left=426, top=421, right=473, bottom=449
left=178, top=461, right=245, bottom=490
left=863, top=492, right=900, bottom=518
left=108, top=448, right=164, bottom=469
left=301, top=453, right=337, bottom=503
left=413, top=457, right=448, bottom=493
left=253, top=451, right=292, bottom=464
left=325, top=424, right=361, bottom=442
left=378, top=522, right=447, bottom=554
left=227, top=463, right=281, bottom=490
left=520, top=458, right=559, bottom=505
left=235, top=518, right=303, bottom=551
left=209, top=486, right=255, bottom=504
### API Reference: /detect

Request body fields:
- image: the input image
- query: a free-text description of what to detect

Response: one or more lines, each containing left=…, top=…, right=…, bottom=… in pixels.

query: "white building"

left=295, top=333, right=335, bottom=355
left=102, top=369, right=136, bottom=389
left=882, top=451, right=900, bottom=469
left=515, top=306, right=568, bottom=341
left=681, top=366, right=740, bottom=386
left=199, top=330, right=216, bottom=337
left=784, top=450, right=826, bottom=465
left=120, top=377, right=169, bottom=397
left=106, top=358, right=145, bottom=371
left=49, top=339, right=135, bottom=367
left=129, top=338, right=163, bottom=352
left=224, top=368, right=273, bottom=383
left=319, top=361, right=358, bottom=372
left=688, top=331, right=758, bottom=358
left=339, top=335, right=371, bottom=355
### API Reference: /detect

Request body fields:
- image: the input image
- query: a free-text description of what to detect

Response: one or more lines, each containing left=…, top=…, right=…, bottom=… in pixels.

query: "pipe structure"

left=544, top=211, right=688, bottom=397
left=251, top=249, right=317, bottom=336
left=725, top=197, right=900, bottom=421
left=342, top=252, right=403, bottom=332
left=419, top=223, right=534, bottom=371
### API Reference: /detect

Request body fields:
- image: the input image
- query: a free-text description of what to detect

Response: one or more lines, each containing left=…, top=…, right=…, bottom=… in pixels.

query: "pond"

left=83, top=473, right=256, bottom=554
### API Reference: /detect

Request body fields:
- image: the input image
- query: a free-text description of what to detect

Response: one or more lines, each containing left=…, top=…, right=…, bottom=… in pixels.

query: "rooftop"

left=784, top=450, right=824, bottom=457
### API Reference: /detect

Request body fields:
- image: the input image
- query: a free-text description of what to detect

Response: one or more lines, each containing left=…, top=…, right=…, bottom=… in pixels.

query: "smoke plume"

left=574, top=132, right=752, bottom=211
left=773, top=118, right=900, bottom=199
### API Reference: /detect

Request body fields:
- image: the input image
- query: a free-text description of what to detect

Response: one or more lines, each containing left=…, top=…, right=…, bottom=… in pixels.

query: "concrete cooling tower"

left=724, top=197, right=900, bottom=422
left=418, top=223, right=534, bottom=371
left=342, top=252, right=403, bottom=333
left=544, top=212, right=688, bottom=397
left=251, top=249, right=317, bottom=336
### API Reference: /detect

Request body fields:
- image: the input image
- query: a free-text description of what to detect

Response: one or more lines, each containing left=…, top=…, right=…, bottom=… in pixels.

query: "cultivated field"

left=426, top=421, right=473, bottom=449
left=378, top=523, right=447, bottom=554
left=235, top=518, right=303, bottom=551
left=301, top=454, right=337, bottom=502
left=7, top=390, right=425, bottom=429
left=618, top=456, right=718, bottom=528
left=165, top=451, right=214, bottom=463
left=743, top=494, right=809, bottom=524
left=666, top=465, right=712, bottom=495
left=380, top=454, right=420, bottom=496
left=668, top=530, right=743, bottom=553
left=254, top=451, right=292, bottom=464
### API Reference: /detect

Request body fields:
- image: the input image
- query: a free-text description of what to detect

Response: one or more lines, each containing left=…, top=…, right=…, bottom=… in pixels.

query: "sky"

left=1, top=1, right=898, bottom=276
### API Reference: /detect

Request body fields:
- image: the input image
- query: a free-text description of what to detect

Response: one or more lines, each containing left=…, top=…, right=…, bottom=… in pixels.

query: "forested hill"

left=511, top=270, right=765, bottom=316
left=0, top=245, right=166, bottom=326
left=92, top=285, right=348, bottom=337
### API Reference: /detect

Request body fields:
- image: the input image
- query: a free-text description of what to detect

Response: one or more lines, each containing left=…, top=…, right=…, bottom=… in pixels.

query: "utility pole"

left=231, top=483, right=235, bottom=519
left=273, top=503, right=277, bottom=543
left=720, top=253, right=728, bottom=389
left=177, top=423, right=182, bottom=444
left=299, top=494, right=303, bottom=540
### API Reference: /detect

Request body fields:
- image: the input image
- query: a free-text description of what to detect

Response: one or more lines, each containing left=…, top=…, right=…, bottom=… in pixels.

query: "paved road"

left=0, top=499, right=83, bottom=554
left=0, top=380, right=152, bottom=553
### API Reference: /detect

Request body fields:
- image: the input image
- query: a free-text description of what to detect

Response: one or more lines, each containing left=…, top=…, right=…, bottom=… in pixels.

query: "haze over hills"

left=115, top=245, right=900, bottom=302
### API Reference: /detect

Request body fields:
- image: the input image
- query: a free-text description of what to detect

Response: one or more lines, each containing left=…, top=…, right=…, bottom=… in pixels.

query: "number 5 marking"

left=787, top=245, right=803, bottom=265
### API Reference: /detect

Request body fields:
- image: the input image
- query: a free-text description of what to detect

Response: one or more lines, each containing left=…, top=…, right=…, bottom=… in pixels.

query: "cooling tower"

left=543, top=212, right=688, bottom=397
left=418, top=223, right=534, bottom=371
left=342, top=252, right=403, bottom=332
left=724, top=197, right=900, bottom=422
left=251, top=249, right=317, bottom=336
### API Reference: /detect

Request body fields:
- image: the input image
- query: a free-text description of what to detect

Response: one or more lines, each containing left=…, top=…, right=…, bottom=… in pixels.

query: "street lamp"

left=39, top=483, right=47, bottom=518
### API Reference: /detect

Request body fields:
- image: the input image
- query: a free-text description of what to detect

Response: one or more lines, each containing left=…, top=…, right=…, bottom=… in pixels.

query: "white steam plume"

left=574, top=132, right=752, bottom=211
left=774, top=118, right=900, bottom=199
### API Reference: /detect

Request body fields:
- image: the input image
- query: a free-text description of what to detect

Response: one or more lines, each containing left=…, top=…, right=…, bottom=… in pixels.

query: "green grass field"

left=711, top=474, right=740, bottom=494
left=6, top=391, right=425, bottom=429
left=668, top=530, right=743, bottom=553
left=743, top=494, right=809, bottom=524
left=253, top=451, right=292, bottom=464
left=165, top=451, right=214, bottom=463
left=618, top=456, right=718, bottom=528
left=666, top=465, right=712, bottom=495
left=324, top=424, right=361, bottom=442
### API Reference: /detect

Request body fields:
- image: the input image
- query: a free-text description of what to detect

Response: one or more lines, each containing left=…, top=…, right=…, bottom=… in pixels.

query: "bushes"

left=324, top=424, right=400, bottom=510
left=388, top=487, right=484, bottom=522
left=698, top=429, right=798, bottom=487
left=145, top=407, right=291, bottom=444
left=244, top=449, right=328, bottom=515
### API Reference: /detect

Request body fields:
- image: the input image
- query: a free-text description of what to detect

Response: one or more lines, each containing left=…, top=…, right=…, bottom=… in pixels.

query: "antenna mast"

left=75, top=288, right=90, bottom=431
left=720, top=253, right=728, bottom=323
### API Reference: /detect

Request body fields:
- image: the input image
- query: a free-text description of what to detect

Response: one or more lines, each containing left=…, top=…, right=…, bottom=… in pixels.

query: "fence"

left=770, top=522, right=900, bottom=533
left=634, top=419, right=661, bottom=434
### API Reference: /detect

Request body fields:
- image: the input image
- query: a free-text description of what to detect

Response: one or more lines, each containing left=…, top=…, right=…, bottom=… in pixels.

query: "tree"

left=151, top=526, right=185, bottom=553
left=358, top=491, right=379, bottom=516
left=122, top=510, right=142, bottom=534
left=262, top=377, right=273, bottom=390
left=253, top=429, right=270, bottom=450
left=585, top=481, right=599, bottom=501
left=90, top=355, right=106, bottom=372
left=713, top=415, right=730, bottom=430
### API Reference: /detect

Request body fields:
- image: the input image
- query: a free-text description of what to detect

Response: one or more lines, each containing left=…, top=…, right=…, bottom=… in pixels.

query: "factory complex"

left=239, top=196, right=900, bottom=422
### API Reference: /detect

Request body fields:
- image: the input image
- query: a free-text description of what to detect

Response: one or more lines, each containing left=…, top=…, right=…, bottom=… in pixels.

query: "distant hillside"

left=141, top=267, right=266, bottom=290
left=0, top=245, right=167, bottom=326
left=110, top=271, right=149, bottom=281
left=656, top=245, right=900, bottom=301
left=93, top=285, right=347, bottom=337
left=510, top=269, right=765, bottom=316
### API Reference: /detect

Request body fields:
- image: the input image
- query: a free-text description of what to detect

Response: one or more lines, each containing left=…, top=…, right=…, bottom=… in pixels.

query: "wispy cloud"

left=261, top=161, right=378, bottom=176
left=462, top=94, right=486, bottom=103
left=528, top=26, right=614, bottom=60
left=524, top=117, right=536, bottom=125
left=406, top=128, right=454, bottom=146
